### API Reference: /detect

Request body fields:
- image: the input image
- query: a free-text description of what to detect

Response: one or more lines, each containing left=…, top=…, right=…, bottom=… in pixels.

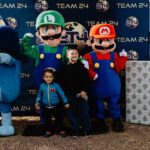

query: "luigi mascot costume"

left=0, top=19, right=21, bottom=136
left=84, top=24, right=128, bottom=133
left=21, top=10, right=69, bottom=127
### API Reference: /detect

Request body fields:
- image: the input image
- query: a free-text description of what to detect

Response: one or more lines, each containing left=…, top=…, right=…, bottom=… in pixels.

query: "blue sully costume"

left=0, top=22, right=21, bottom=136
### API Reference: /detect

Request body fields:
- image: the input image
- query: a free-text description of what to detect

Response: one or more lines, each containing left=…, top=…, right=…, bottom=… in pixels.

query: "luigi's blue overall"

left=90, top=51, right=121, bottom=120
left=34, top=44, right=64, bottom=124
left=34, top=44, right=64, bottom=89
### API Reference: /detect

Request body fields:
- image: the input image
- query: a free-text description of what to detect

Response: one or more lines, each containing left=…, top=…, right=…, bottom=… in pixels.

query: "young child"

left=35, top=68, right=69, bottom=138
left=61, top=45, right=91, bottom=138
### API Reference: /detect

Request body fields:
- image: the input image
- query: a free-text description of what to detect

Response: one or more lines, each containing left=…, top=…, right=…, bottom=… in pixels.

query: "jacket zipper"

left=47, top=84, right=50, bottom=107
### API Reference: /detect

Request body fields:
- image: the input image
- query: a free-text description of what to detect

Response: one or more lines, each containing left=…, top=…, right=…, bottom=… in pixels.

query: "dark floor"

left=0, top=117, right=150, bottom=150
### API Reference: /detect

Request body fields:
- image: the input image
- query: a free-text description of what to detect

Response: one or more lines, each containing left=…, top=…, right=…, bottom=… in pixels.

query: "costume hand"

left=94, top=74, right=98, bottom=80
left=81, top=60, right=89, bottom=69
left=65, top=104, right=70, bottom=109
left=35, top=102, right=40, bottom=112
left=119, top=49, right=127, bottom=57
left=24, top=33, right=34, bottom=38
left=0, top=53, right=15, bottom=65
left=80, top=91, right=87, bottom=99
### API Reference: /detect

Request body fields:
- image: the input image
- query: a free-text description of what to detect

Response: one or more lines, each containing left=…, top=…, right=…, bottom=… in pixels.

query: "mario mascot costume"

left=0, top=20, right=21, bottom=136
left=22, top=10, right=67, bottom=89
left=84, top=24, right=128, bottom=133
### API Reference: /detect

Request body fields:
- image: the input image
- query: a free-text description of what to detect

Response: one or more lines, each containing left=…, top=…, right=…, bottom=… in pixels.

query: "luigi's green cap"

left=35, top=10, right=65, bottom=30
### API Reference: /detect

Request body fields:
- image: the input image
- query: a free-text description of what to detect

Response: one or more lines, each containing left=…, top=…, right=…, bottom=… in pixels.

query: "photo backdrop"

left=0, top=0, right=149, bottom=115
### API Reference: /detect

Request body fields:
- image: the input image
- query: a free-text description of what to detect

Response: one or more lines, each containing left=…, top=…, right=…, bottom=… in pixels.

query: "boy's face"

left=67, top=49, right=79, bottom=64
left=43, top=72, right=54, bottom=84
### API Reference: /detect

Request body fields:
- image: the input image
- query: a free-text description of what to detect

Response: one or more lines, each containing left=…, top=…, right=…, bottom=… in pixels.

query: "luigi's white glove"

left=119, top=49, right=127, bottom=57
left=24, top=33, right=34, bottom=38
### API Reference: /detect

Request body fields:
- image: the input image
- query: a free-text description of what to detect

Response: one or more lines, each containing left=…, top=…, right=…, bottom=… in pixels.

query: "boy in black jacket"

left=61, top=45, right=91, bottom=138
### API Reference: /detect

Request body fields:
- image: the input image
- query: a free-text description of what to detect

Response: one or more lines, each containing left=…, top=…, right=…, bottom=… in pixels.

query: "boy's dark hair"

left=67, top=44, right=78, bottom=51
left=42, top=68, right=55, bottom=77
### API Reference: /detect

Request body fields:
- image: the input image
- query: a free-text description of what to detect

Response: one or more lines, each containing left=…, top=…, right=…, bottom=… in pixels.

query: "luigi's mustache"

left=41, top=33, right=61, bottom=40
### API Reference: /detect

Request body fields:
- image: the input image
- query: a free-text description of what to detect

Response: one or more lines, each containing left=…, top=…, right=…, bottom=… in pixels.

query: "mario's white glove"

left=119, top=49, right=127, bottom=57
left=24, top=33, right=34, bottom=38
left=94, top=74, right=98, bottom=80
left=81, top=59, right=89, bottom=69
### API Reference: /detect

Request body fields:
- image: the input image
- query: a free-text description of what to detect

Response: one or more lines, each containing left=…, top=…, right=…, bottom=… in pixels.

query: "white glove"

left=94, top=74, right=98, bottom=80
left=119, top=49, right=127, bottom=57
left=24, top=33, right=34, bottom=38
left=81, top=59, right=89, bottom=69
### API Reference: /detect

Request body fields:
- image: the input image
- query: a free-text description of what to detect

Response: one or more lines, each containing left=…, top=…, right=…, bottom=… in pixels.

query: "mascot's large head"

left=87, top=23, right=116, bottom=54
left=0, top=19, right=20, bottom=60
left=35, top=10, right=66, bottom=47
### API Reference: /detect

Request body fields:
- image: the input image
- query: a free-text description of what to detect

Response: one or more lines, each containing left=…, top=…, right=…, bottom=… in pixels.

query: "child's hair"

left=42, top=68, right=55, bottom=77
left=67, top=44, right=78, bottom=51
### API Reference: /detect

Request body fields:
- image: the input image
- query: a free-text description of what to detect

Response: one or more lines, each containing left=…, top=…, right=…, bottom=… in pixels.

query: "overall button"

left=94, top=63, right=100, bottom=69
left=40, top=53, right=44, bottom=59
left=56, top=54, right=61, bottom=59
left=110, top=62, right=114, bottom=68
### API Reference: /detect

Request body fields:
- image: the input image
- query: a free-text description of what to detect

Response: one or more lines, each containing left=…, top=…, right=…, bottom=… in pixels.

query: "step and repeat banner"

left=0, top=0, right=149, bottom=115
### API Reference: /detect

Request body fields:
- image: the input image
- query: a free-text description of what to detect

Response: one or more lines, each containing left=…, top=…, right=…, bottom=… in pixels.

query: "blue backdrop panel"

left=0, top=0, right=149, bottom=115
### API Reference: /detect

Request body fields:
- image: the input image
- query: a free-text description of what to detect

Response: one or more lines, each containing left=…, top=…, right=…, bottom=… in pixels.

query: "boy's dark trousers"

left=42, top=104, right=65, bottom=132
left=67, top=97, right=91, bottom=133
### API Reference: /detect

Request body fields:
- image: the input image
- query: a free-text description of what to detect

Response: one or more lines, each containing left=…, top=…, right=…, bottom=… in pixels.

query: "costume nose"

left=101, top=41, right=110, bottom=48
left=47, top=29, right=55, bottom=35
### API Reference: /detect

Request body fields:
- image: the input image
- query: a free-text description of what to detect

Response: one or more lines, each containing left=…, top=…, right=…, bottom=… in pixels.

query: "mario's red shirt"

left=84, top=52, right=128, bottom=79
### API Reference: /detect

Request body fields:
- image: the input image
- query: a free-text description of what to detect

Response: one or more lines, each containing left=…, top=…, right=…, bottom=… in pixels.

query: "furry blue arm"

left=0, top=53, right=15, bottom=65
left=0, top=87, right=2, bottom=101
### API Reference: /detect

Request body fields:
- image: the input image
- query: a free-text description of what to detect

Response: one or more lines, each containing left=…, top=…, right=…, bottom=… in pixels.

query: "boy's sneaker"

left=44, top=131, right=53, bottom=138
left=112, top=119, right=124, bottom=132
left=59, top=130, right=67, bottom=138
left=72, top=130, right=79, bottom=139
left=84, top=130, right=92, bottom=138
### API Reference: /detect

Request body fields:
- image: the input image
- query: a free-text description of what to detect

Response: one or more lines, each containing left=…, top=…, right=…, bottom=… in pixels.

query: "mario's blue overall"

left=90, top=51, right=121, bottom=119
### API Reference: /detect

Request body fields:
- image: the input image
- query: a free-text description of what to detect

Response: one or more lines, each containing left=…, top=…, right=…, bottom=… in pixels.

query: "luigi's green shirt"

left=21, top=36, right=68, bottom=66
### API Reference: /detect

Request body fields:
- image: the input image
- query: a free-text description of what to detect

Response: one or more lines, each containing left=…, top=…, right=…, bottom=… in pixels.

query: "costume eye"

left=52, top=25, right=57, bottom=31
left=106, top=39, right=110, bottom=42
left=44, top=26, right=48, bottom=33
left=98, top=39, right=102, bottom=44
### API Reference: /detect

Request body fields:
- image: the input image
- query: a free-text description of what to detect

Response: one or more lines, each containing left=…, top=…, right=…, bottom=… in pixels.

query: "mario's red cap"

left=89, top=24, right=116, bottom=39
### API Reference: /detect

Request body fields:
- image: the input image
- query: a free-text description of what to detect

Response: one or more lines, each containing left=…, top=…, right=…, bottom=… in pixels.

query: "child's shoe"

left=59, top=130, right=67, bottom=138
left=44, top=131, right=53, bottom=138
left=84, top=130, right=92, bottom=138
left=112, top=119, right=124, bottom=132
left=72, top=129, right=79, bottom=139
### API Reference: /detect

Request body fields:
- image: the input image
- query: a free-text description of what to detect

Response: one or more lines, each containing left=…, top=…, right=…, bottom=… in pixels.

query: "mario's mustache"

left=95, top=44, right=115, bottom=50
left=41, top=33, right=61, bottom=40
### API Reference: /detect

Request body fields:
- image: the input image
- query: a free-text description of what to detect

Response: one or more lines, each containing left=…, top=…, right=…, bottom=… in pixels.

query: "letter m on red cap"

left=99, top=26, right=110, bottom=35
